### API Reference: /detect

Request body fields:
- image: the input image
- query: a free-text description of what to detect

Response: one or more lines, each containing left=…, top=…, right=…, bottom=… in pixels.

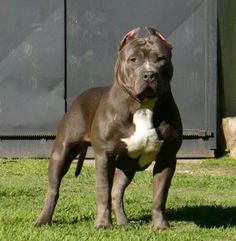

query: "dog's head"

left=115, top=27, right=173, bottom=102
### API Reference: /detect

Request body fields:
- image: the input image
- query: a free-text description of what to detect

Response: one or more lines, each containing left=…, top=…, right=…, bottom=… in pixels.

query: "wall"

left=218, top=0, right=236, bottom=117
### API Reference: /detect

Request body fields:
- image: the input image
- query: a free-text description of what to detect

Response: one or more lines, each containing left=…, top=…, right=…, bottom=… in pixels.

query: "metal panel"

left=0, top=139, right=54, bottom=158
left=67, top=0, right=217, bottom=157
left=67, top=0, right=209, bottom=103
left=0, top=0, right=65, bottom=136
left=0, top=0, right=217, bottom=158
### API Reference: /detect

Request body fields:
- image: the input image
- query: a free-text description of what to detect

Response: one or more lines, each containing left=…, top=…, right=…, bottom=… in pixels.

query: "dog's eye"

left=156, top=56, right=166, bottom=62
left=129, top=57, right=138, bottom=63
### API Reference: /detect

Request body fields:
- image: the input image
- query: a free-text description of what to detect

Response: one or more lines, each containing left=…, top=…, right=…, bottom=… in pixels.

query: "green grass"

left=0, top=158, right=236, bottom=241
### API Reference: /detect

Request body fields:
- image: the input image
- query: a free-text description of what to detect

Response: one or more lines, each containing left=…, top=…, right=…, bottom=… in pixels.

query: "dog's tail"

left=75, top=145, right=88, bottom=177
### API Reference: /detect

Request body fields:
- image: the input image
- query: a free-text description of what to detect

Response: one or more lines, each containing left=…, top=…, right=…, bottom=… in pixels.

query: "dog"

left=35, top=27, right=182, bottom=229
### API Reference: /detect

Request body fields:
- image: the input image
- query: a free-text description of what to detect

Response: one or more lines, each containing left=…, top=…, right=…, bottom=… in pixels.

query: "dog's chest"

left=121, top=108, right=163, bottom=168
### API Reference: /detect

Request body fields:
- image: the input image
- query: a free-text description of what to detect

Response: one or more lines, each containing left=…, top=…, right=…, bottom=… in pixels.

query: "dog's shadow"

left=54, top=205, right=236, bottom=228
left=132, top=205, right=236, bottom=228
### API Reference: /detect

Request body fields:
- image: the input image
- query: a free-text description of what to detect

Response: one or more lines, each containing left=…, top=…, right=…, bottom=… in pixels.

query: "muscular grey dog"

left=35, top=27, right=182, bottom=229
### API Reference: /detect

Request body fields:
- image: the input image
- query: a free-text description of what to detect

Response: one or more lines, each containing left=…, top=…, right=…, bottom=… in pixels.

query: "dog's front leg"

left=152, top=155, right=176, bottom=229
left=94, top=152, right=115, bottom=228
left=112, top=168, right=136, bottom=226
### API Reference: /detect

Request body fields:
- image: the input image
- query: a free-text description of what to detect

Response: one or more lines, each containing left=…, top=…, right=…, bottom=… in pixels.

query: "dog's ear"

left=118, top=27, right=141, bottom=51
left=146, top=27, right=172, bottom=49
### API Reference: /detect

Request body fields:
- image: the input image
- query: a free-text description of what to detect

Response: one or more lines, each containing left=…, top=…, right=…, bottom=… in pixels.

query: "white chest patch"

left=121, top=108, right=163, bottom=168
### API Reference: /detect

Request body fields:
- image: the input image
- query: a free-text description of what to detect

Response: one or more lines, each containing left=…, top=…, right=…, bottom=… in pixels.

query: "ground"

left=0, top=157, right=236, bottom=241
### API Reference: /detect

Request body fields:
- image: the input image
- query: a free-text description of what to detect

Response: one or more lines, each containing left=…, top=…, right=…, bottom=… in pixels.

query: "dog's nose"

left=142, top=71, right=157, bottom=82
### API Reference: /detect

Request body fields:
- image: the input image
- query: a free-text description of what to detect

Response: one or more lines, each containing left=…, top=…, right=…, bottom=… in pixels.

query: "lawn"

left=0, top=157, right=236, bottom=241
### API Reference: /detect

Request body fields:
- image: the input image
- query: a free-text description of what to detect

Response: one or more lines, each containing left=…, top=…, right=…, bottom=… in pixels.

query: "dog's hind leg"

left=112, top=168, right=135, bottom=226
left=35, top=140, right=80, bottom=227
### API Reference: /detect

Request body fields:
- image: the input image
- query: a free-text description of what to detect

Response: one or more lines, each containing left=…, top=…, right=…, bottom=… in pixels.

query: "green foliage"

left=0, top=158, right=236, bottom=241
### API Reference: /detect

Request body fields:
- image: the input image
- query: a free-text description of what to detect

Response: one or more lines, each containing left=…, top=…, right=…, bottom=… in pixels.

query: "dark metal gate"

left=0, top=0, right=65, bottom=156
left=0, top=0, right=217, bottom=158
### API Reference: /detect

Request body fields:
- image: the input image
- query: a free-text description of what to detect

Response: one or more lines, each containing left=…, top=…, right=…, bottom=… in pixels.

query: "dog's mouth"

left=136, top=86, right=158, bottom=102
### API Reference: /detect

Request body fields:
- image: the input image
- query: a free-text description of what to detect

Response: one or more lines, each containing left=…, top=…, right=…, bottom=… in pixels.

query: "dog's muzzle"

left=142, top=71, right=158, bottom=83
left=136, top=71, right=159, bottom=101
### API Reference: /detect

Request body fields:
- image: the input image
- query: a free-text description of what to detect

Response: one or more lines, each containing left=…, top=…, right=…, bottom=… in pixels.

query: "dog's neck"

left=110, top=81, right=157, bottom=114
left=141, top=97, right=157, bottom=110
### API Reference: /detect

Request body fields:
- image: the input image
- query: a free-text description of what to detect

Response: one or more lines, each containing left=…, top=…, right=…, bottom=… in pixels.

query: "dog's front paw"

left=94, top=219, right=112, bottom=229
left=34, top=217, right=51, bottom=227
left=153, top=220, right=170, bottom=230
left=152, top=211, right=170, bottom=230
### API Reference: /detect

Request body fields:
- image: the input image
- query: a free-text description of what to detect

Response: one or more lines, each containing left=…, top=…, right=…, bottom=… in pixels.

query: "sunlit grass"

left=0, top=158, right=236, bottom=241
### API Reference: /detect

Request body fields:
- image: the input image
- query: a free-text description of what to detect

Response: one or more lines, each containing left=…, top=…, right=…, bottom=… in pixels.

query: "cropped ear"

left=145, top=27, right=172, bottom=49
left=118, top=27, right=141, bottom=51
